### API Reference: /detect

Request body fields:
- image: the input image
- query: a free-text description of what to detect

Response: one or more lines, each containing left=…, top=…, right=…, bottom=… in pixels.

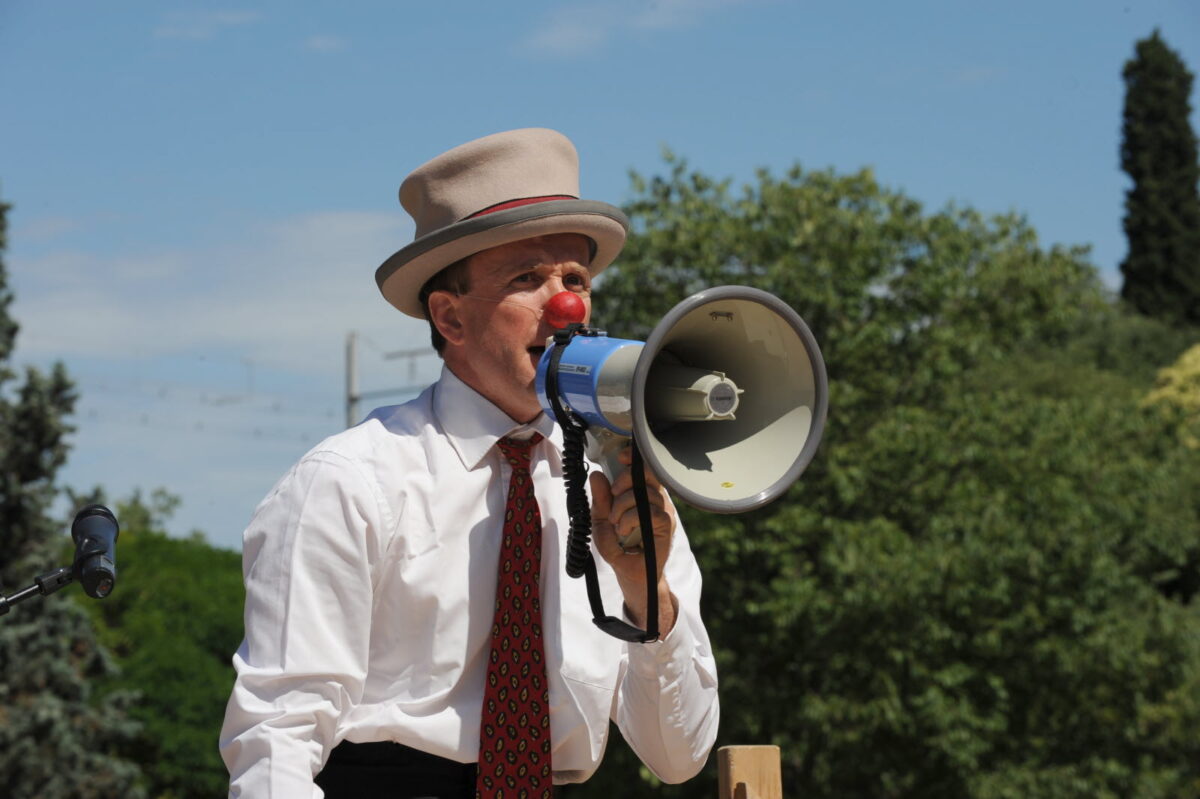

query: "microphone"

left=71, top=505, right=119, bottom=599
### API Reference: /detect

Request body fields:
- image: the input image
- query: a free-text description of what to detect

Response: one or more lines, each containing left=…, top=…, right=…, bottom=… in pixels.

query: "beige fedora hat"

left=376, top=128, right=629, bottom=318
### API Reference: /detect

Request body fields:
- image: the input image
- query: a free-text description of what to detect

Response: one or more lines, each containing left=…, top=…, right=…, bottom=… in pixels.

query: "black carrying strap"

left=545, top=325, right=659, bottom=643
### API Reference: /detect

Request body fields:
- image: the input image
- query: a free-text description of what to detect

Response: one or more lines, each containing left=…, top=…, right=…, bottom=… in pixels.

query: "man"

left=220, top=128, right=720, bottom=798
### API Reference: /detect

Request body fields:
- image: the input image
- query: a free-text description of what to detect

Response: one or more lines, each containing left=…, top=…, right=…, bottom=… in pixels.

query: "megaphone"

left=535, top=284, right=828, bottom=514
left=534, top=285, right=827, bottom=643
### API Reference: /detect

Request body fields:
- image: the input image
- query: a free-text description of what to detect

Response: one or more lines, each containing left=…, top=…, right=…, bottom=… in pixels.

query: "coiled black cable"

left=559, top=414, right=594, bottom=579
left=544, top=325, right=594, bottom=579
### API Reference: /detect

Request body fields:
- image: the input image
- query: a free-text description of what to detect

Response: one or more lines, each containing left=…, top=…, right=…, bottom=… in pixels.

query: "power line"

left=74, top=403, right=332, bottom=444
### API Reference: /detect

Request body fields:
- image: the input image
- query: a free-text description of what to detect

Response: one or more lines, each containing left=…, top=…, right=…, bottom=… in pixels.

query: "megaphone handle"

left=584, top=428, right=643, bottom=551
left=584, top=427, right=626, bottom=482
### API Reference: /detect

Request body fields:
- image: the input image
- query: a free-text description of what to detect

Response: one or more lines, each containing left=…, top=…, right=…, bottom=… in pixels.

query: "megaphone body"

left=535, top=285, right=828, bottom=517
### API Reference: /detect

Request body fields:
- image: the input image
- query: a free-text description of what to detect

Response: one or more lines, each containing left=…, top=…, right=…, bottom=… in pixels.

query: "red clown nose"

left=544, top=291, right=586, bottom=329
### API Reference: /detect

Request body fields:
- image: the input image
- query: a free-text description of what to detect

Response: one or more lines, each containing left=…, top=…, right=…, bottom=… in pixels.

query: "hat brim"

left=376, top=199, right=629, bottom=318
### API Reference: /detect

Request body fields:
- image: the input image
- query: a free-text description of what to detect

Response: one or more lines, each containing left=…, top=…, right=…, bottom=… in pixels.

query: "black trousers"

left=314, top=741, right=570, bottom=799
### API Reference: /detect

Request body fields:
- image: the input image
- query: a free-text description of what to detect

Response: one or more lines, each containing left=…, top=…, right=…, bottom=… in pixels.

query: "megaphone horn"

left=535, top=285, right=828, bottom=514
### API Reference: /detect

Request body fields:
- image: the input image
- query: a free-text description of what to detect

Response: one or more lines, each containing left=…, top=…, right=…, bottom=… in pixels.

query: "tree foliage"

left=0, top=201, right=144, bottom=796
left=1119, top=29, right=1200, bottom=325
left=1143, top=343, right=1200, bottom=450
left=72, top=489, right=245, bottom=799
left=580, top=156, right=1200, bottom=798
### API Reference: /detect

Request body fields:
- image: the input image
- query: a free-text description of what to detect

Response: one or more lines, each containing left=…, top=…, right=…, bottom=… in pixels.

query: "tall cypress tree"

left=1119, top=29, right=1200, bottom=325
left=0, top=199, right=144, bottom=796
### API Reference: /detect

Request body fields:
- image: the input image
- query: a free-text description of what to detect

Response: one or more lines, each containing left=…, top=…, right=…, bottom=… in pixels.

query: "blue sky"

left=2, top=1, right=1198, bottom=550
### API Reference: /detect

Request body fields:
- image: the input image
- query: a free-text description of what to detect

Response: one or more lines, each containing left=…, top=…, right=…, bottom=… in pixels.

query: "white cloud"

left=525, top=6, right=619, bottom=57
left=10, top=210, right=126, bottom=245
left=632, top=0, right=751, bottom=31
left=304, top=35, right=347, bottom=53
left=9, top=209, right=443, bottom=549
left=523, top=0, right=755, bottom=56
left=12, top=215, right=83, bottom=243
left=9, top=209, right=426, bottom=374
left=154, top=10, right=262, bottom=41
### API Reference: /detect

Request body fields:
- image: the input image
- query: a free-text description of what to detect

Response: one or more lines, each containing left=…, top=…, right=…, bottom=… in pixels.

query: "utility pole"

left=344, top=332, right=436, bottom=428
left=345, top=331, right=359, bottom=428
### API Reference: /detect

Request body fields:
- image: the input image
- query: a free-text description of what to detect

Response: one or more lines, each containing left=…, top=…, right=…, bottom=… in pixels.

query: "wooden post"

left=718, top=745, right=783, bottom=799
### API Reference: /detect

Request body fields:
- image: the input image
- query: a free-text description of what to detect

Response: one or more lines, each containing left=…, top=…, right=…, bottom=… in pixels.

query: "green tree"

left=579, top=158, right=1200, bottom=798
left=72, top=489, right=245, bottom=799
left=1143, top=342, right=1200, bottom=443
left=0, top=200, right=144, bottom=795
left=1119, top=29, right=1200, bottom=325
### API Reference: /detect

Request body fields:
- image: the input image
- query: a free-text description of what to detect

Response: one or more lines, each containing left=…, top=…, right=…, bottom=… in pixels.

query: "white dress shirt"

left=220, top=365, right=720, bottom=797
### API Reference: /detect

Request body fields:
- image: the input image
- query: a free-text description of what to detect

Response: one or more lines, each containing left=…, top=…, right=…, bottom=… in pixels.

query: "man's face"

left=433, top=233, right=593, bottom=423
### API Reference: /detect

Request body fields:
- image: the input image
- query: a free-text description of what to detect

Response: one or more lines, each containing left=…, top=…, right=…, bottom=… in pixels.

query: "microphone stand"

left=0, top=514, right=115, bottom=616
left=0, top=565, right=76, bottom=616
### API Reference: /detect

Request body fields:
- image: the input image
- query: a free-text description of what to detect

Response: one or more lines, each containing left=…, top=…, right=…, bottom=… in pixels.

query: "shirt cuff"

left=624, top=593, right=698, bottom=683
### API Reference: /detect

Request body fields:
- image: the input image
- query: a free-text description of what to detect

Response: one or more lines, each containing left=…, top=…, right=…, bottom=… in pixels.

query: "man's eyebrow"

left=495, top=257, right=590, bottom=280
left=499, top=258, right=544, bottom=275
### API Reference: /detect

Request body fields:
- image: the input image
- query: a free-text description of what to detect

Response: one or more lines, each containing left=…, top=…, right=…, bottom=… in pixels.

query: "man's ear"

left=427, top=290, right=466, bottom=347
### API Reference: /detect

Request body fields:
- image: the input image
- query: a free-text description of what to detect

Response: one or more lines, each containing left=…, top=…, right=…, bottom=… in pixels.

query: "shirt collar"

left=433, top=364, right=561, bottom=471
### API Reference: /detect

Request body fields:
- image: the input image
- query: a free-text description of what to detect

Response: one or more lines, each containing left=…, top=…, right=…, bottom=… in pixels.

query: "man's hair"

left=419, top=256, right=472, bottom=355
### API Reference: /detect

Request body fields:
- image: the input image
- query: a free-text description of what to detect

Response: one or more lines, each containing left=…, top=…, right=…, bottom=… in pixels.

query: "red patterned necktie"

left=477, top=434, right=552, bottom=799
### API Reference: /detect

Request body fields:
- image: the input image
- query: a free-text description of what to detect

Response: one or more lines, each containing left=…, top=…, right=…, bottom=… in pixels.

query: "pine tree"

left=0, top=200, right=144, bottom=797
left=1119, top=29, right=1200, bottom=325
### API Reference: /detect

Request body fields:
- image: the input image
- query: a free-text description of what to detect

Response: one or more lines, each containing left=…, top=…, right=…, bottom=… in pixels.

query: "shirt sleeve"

left=220, top=450, right=389, bottom=798
left=613, top=520, right=721, bottom=784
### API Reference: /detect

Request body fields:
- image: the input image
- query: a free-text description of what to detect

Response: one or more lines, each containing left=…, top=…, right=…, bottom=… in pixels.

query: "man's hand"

left=589, top=446, right=677, bottom=635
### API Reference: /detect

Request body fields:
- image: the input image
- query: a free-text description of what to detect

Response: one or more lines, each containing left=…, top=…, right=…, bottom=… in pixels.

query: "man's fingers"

left=593, top=451, right=677, bottom=573
left=606, top=478, right=674, bottom=550
left=607, top=461, right=664, bottom=498
left=612, top=504, right=670, bottom=541
left=616, top=445, right=633, bottom=466
left=607, top=479, right=667, bottom=523
left=589, top=471, right=613, bottom=522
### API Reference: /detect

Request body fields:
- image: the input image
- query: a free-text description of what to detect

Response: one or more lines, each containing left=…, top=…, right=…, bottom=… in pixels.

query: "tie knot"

left=497, top=433, right=543, bottom=469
